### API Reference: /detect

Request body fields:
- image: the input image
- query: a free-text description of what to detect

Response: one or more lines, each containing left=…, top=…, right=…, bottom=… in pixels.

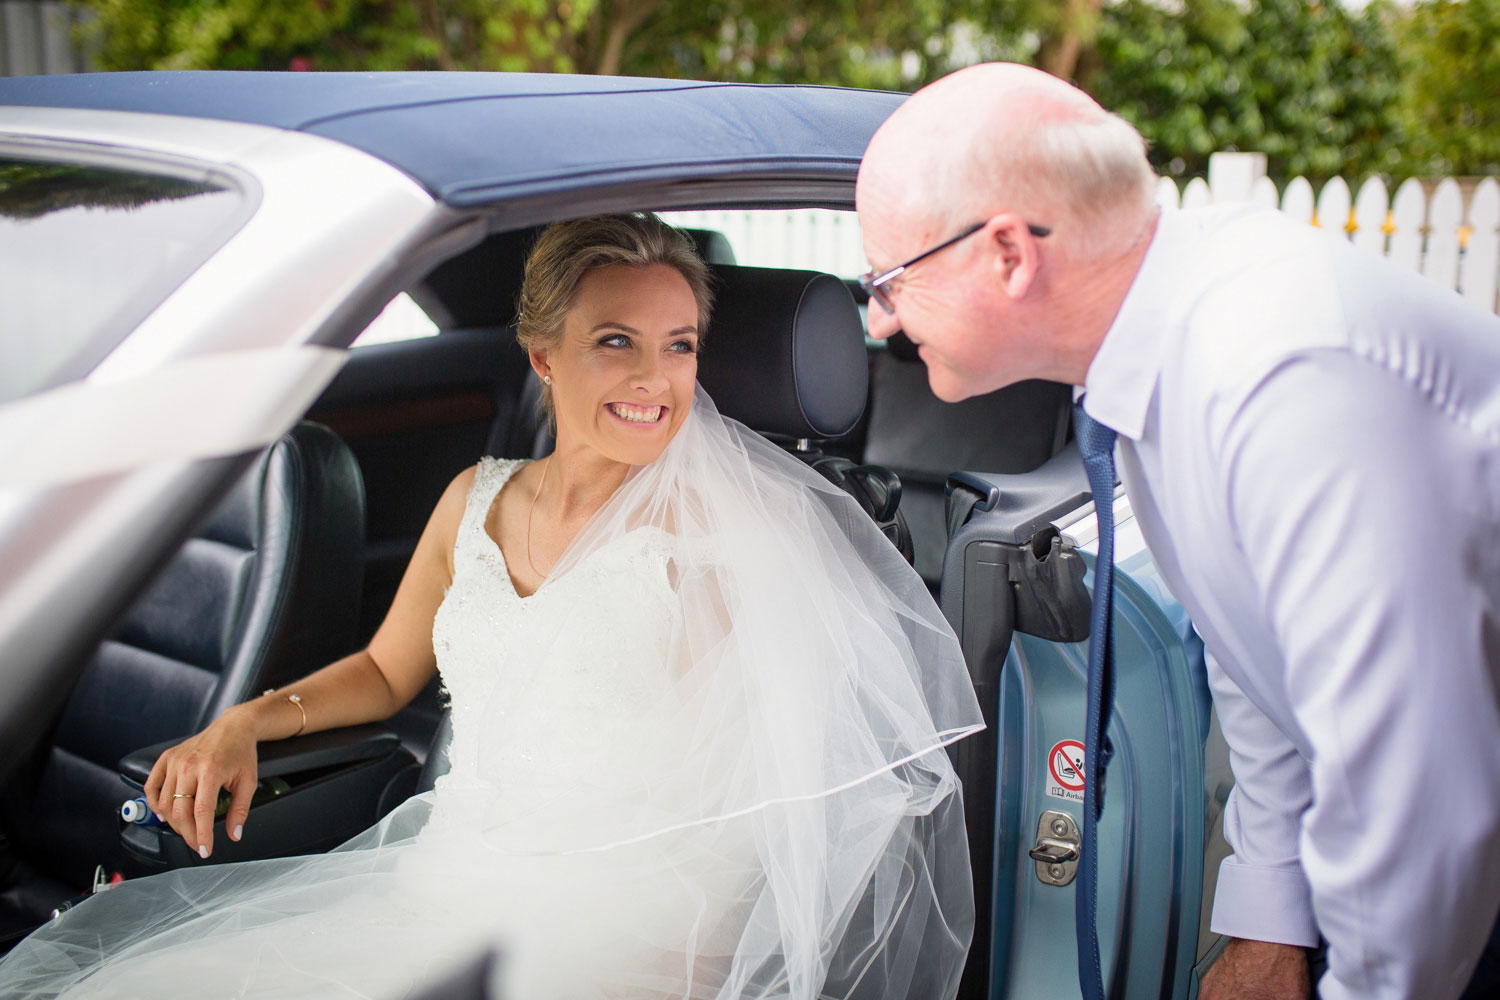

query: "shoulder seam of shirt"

left=1343, top=341, right=1500, bottom=448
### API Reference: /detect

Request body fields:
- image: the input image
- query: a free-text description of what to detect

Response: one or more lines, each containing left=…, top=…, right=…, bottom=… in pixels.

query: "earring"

left=542, top=375, right=552, bottom=386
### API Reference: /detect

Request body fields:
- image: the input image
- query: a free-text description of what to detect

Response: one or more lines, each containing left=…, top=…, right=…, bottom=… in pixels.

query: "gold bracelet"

left=264, top=689, right=306, bottom=736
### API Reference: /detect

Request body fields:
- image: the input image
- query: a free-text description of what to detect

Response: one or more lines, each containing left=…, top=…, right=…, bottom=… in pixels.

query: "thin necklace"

left=525, top=457, right=550, bottom=579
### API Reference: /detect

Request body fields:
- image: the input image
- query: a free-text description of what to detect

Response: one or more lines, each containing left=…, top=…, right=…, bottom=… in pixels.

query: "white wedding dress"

left=0, top=391, right=984, bottom=1000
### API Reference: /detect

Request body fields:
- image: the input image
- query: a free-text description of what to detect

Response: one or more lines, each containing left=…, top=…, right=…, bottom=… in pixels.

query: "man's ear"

left=985, top=214, right=1042, bottom=300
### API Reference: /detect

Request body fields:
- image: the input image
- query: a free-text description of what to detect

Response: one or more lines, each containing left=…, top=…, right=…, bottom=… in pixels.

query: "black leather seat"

left=862, top=331, right=1074, bottom=588
left=0, top=422, right=366, bottom=948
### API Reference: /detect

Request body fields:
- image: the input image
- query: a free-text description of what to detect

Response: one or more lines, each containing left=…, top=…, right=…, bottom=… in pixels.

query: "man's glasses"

left=858, top=220, right=1051, bottom=315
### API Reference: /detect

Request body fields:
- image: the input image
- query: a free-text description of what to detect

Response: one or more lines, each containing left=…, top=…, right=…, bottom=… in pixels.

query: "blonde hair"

left=516, top=214, right=713, bottom=415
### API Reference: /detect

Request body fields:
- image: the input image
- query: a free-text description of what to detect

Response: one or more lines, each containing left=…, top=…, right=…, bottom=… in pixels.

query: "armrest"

left=117, top=724, right=419, bottom=873
left=119, top=724, right=404, bottom=787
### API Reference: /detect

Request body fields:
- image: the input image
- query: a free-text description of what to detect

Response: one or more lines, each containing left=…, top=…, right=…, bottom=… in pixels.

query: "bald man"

left=856, top=63, right=1500, bottom=1000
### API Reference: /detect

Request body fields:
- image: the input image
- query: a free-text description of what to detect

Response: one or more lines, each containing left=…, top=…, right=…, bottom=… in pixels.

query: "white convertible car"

left=0, top=71, right=1222, bottom=999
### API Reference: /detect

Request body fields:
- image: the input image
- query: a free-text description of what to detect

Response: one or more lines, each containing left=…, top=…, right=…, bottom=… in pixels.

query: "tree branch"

left=595, top=0, right=661, bottom=75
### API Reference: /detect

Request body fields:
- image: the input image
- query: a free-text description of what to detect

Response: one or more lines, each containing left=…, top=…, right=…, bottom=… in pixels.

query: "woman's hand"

left=142, top=709, right=259, bottom=860
left=131, top=467, right=468, bottom=861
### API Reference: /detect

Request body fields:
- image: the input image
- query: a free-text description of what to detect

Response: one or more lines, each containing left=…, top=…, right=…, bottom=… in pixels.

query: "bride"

left=0, top=214, right=984, bottom=999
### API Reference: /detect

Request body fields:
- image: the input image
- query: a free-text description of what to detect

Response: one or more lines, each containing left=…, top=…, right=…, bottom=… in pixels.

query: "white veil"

left=472, top=387, right=985, bottom=997
left=0, top=386, right=984, bottom=1000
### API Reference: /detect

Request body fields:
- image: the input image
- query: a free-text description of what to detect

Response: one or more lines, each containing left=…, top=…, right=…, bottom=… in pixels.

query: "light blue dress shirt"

left=1082, top=204, right=1500, bottom=1000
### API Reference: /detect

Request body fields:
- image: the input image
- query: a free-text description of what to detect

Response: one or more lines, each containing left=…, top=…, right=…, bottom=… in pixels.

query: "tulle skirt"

left=0, top=762, right=971, bottom=1000
left=1, top=387, right=984, bottom=999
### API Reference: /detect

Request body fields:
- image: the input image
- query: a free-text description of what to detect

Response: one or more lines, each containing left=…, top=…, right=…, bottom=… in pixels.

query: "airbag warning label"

left=1046, top=739, right=1086, bottom=803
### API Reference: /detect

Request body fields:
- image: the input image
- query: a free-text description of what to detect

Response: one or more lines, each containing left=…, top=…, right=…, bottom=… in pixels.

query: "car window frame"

left=0, top=136, right=262, bottom=399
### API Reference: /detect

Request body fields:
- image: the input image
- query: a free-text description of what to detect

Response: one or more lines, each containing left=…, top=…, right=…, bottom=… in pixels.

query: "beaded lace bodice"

left=428, top=458, right=681, bottom=822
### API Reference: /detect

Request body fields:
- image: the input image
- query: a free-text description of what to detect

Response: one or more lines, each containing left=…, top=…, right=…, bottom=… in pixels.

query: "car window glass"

left=0, top=156, right=243, bottom=405
left=350, top=292, right=439, bottom=348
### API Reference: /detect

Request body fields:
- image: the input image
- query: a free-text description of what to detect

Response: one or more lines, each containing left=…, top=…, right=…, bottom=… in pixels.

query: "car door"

left=942, top=450, right=1219, bottom=1000
left=0, top=109, right=446, bottom=774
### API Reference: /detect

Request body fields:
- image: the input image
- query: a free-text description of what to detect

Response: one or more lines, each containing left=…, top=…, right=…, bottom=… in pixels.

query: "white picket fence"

left=1161, top=152, right=1500, bottom=316
left=0, top=1, right=92, bottom=76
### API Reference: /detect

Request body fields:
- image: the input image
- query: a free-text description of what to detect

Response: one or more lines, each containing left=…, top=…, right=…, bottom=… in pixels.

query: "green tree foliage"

left=1394, top=0, right=1500, bottom=176
left=69, top=0, right=1496, bottom=181
left=76, top=1, right=662, bottom=74
left=77, top=0, right=362, bottom=71
left=72, top=0, right=1031, bottom=86
left=615, top=1, right=1012, bottom=90
left=1088, top=0, right=1402, bottom=182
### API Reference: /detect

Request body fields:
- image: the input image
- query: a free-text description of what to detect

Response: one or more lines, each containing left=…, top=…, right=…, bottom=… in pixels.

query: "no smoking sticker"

left=1046, top=739, right=1086, bottom=802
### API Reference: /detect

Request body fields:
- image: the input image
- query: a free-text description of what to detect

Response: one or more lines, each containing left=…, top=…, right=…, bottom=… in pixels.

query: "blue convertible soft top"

left=0, top=72, right=904, bottom=207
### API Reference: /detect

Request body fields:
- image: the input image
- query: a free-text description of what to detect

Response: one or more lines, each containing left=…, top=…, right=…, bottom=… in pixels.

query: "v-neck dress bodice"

left=425, top=457, right=682, bottom=840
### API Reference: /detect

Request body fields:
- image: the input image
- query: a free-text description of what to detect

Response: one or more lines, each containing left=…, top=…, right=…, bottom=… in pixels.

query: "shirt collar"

left=1080, top=207, right=1196, bottom=441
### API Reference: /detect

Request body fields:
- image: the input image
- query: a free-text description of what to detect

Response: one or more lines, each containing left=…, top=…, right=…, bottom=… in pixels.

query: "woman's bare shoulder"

left=434, top=459, right=535, bottom=540
left=419, top=464, right=483, bottom=561
left=442, top=463, right=481, bottom=512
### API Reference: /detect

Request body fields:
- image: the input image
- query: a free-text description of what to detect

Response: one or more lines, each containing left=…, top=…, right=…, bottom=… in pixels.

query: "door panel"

left=990, top=538, right=1210, bottom=999
left=943, top=470, right=1213, bottom=1000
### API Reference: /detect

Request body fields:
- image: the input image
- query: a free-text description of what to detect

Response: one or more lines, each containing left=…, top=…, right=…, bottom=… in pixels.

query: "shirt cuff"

left=1209, top=858, right=1320, bottom=947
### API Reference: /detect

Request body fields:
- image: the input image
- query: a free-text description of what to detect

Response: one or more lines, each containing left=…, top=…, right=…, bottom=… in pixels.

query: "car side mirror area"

left=116, top=725, right=420, bottom=873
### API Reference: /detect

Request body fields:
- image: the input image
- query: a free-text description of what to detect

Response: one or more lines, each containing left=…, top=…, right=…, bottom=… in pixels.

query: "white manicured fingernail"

left=198, top=845, right=208, bottom=859
left=232, top=825, right=243, bottom=841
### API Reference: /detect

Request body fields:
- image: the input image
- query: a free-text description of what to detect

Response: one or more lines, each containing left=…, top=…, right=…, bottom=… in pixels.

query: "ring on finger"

left=172, top=793, right=194, bottom=800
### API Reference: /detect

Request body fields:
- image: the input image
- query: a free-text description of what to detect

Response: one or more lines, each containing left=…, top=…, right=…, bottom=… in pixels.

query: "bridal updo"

left=516, top=213, right=715, bottom=417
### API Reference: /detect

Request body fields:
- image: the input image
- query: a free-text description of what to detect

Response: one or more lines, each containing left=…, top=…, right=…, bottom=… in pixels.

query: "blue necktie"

left=1073, top=399, right=1117, bottom=1000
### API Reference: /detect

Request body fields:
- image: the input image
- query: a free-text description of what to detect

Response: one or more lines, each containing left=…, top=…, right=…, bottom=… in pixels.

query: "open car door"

left=943, top=448, right=1223, bottom=1000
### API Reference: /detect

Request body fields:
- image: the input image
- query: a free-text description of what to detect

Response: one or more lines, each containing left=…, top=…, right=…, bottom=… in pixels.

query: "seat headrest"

left=697, top=265, right=868, bottom=440
left=680, top=228, right=737, bottom=265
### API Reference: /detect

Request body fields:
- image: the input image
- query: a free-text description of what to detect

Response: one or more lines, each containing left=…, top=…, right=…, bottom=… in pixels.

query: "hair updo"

left=516, top=214, right=714, bottom=416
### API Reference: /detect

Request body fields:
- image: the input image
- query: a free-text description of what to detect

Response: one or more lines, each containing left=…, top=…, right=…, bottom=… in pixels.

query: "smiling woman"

left=537, top=265, right=698, bottom=444
left=502, top=215, right=713, bottom=593
left=517, top=213, right=712, bottom=419
left=0, top=213, right=983, bottom=1000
